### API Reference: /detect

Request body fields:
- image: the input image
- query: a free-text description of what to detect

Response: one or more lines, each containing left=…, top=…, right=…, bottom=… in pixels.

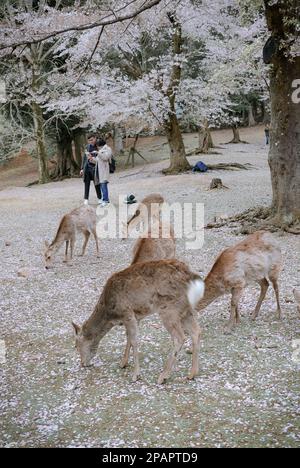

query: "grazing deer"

left=127, top=193, right=165, bottom=232
left=72, top=259, right=205, bottom=384
left=44, top=206, right=99, bottom=269
left=294, top=289, right=300, bottom=315
left=131, top=222, right=176, bottom=264
left=196, top=231, right=282, bottom=332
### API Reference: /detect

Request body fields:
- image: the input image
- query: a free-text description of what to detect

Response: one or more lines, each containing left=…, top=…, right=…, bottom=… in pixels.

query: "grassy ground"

left=0, top=126, right=299, bottom=448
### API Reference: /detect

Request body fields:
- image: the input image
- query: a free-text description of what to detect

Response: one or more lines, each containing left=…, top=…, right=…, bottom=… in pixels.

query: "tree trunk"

left=260, top=101, right=266, bottom=123
left=30, top=44, right=50, bottom=184
left=264, top=0, right=300, bottom=225
left=32, top=102, right=49, bottom=184
left=268, top=57, right=300, bottom=224
left=198, top=126, right=206, bottom=151
left=73, top=130, right=86, bottom=170
left=114, top=126, right=124, bottom=155
left=248, top=105, right=256, bottom=126
left=164, top=113, right=190, bottom=174
left=55, top=139, right=67, bottom=179
left=253, top=100, right=258, bottom=122
left=55, top=133, right=77, bottom=179
left=198, top=119, right=214, bottom=153
left=67, top=137, right=78, bottom=177
left=207, top=127, right=214, bottom=149
left=228, top=125, right=243, bottom=144
left=198, top=126, right=209, bottom=154
left=162, top=13, right=190, bottom=174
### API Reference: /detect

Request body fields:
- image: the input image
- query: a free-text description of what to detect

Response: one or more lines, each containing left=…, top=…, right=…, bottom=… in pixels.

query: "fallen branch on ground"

left=186, top=148, right=222, bottom=156
left=205, top=206, right=300, bottom=236
left=206, top=163, right=254, bottom=171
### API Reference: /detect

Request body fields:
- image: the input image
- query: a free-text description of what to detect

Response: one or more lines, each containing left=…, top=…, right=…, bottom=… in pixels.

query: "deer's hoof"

left=132, top=373, right=141, bottom=383
left=187, top=372, right=198, bottom=381
left=157, top=374, right=167, bottom=385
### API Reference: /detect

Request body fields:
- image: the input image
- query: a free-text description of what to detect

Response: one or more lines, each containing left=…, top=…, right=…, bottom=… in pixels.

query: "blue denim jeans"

left=100, top=182, right=109, bottom=202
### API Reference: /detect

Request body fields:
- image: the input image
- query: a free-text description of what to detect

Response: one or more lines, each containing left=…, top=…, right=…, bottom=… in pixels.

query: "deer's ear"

left=72, top=322, right=81, bottom=336
left=44, top=240, right=50, bottom=249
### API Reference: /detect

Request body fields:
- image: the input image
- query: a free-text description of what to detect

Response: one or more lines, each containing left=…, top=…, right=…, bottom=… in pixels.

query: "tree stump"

left=210, top=178, right=228, bottom=190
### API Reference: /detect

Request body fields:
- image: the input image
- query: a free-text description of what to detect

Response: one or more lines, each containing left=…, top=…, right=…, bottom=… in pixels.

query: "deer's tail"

left=187, top=279, right=205, bottom=309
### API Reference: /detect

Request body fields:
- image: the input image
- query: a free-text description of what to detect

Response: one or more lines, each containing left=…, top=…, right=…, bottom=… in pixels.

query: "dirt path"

left=0, top=127, right=299, bottom=448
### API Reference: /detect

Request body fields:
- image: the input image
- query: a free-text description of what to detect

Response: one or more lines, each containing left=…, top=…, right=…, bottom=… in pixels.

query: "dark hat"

left=124, top=194, right=137, bottom=205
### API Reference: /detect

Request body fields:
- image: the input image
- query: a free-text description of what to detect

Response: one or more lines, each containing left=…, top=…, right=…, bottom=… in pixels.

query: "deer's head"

left=44, top=241, right=55, bottom=269
left=72, top=322, right=97, bottom=367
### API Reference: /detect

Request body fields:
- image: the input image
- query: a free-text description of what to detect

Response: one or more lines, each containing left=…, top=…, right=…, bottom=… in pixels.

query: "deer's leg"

left=92, top=229, right=100, bottom=258
left=182, top=313, right=202, bottom=380
left=124, top=317, right=140, bottom=382
left=270, top=277, right=282, bottom=320
left=121, top=326, right=132, bottom=369
left=81, top=232, right=90, bottom=257
left=63, top=241, right=69, bottom=263
left=70, top=237, right=75, bottom=261
left=251, top=279, right=269, bottom=321
left=158, top=313, right=185, bottom=385
left=225, top=288, right=243, bottom=333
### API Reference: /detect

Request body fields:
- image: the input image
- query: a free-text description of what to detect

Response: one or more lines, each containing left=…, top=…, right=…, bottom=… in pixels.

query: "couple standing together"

left=80, top=134, right=112, bottom=207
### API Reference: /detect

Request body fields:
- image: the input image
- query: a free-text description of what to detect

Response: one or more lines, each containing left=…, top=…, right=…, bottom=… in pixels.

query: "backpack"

left=192, top=161, right=208, bottom=173
left=109, top=157, right=116, bottom=174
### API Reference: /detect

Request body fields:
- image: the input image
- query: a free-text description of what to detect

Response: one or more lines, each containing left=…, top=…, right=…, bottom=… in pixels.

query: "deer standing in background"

left=127, top=192, right=175, bottom=262
left=127, top=193, right=165, bottom=233
left=44, top=206, right=99, bottom=269
left=126, top=192, right=176, bottom=263
left=72, top=259, right=205, bottom=384
left=196, top=231, right=282, bottom=332
left=131, top=223, right=176, bottom=264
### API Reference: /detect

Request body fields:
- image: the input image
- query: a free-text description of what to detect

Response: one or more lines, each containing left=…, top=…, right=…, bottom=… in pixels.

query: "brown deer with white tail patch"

left=196, top=231, right=282, bottom=332
left=44, top=206, right=99, bottom=269
left=72, top=259, right=205, bottom=384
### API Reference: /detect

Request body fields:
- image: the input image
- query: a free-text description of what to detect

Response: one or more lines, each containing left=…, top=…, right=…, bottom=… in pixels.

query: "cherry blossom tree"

left=0, top=0, right=163, bottom=182
left=47, top=0, right=265, bottom=173
left=2, top=0, right=298, bottom=213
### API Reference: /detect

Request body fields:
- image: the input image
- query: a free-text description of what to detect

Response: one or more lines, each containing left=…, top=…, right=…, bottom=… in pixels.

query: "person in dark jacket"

left=80, top=134, right=102, bottom=205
